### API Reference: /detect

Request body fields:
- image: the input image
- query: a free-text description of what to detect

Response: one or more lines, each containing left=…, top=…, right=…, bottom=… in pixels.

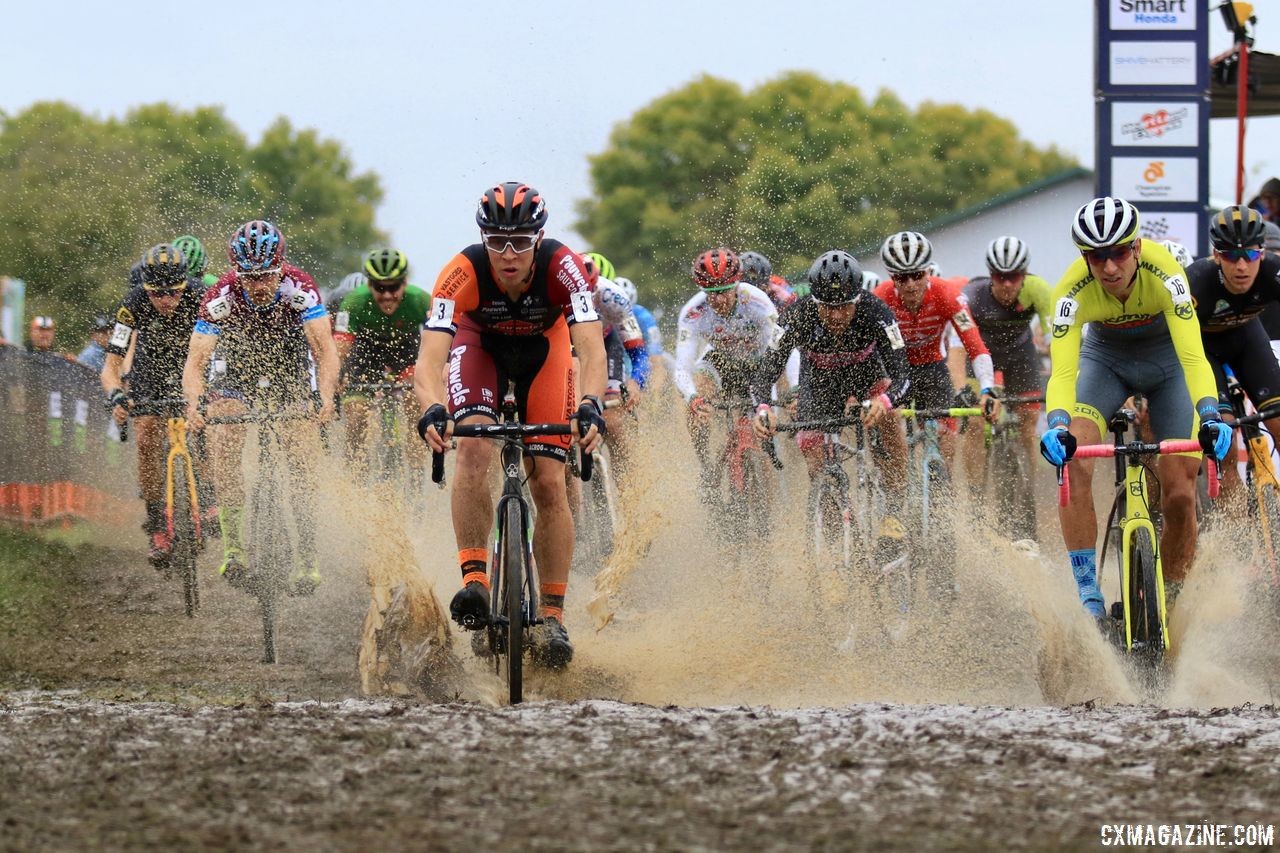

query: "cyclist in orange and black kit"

left=414, top=182, right=607, bottom=668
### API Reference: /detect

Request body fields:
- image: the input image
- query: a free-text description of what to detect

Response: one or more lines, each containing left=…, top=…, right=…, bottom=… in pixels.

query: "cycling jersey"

left=424, top=239, right=597, bottom=337
left=1046, top=246, right=1217, bottom=430
left=674, top=283, right=779, bottom=400
left=109, top=284, right=206, bottom=395
left=1188, top=254, right=1280, bottom=333
left=962, top=274, right=1053, bottom=356
left=632, top=304, right=664, bottom=355
left=594, top=277, right=649, bottom=388
left=194, top=264, right=326, bottom=399
left=750, top=293, right=911, bottom=408
left=425, top=239, right=598, bottom=461
left=872, top=277, right=995, bottom=388
left=334, top=284, right=430, bottom=378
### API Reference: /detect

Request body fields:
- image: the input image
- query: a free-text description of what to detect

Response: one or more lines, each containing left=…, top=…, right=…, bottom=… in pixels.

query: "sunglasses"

left=1216, top=247, right=1264, bottom=263
left=370, top=280, right=405, bottom=294
left=1081, top=242, right=1135, bottom=264
left=892, top=270, right=928, bottom=284
left=991, top=271, right=1025, bottom=283
left=145, top=287, right=185, bottom=297
left=482, top=232, right=538, bottom=254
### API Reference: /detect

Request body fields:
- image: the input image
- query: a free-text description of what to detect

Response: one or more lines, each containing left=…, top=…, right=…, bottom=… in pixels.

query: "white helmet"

left=1159, top=240, right=1194, bottom=269
left=1072, top=197, right=1140, bottom=250
left=614, top=276, right=638, bottom=305
left=860, top=270, right=883, bottom=291
left=325, top=271, right=367, bottom=311
left=880, top=231, right=933, bottom=274
left=986, top=236, right=1029, bottom=274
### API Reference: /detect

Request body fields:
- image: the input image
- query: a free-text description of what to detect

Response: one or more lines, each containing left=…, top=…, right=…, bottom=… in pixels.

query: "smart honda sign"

left=1096, top=0, right=1209, bottom=256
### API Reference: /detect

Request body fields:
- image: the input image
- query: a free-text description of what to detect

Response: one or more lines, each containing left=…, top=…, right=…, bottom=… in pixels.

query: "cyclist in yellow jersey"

left=1039, top=197, right=1230, bottom=620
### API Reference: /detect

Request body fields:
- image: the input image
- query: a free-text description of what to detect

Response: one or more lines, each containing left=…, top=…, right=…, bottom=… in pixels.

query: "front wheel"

left=1126, top=526, right=1164, bottom=668
left=169, top=457, right=200, bottom=618
left=500, top=498, right=526, bottom=705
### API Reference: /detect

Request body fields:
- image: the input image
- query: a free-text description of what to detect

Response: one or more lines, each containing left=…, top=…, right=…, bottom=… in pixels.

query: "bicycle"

left=980, top=392, right=1045, bottom=543
left=121, top=396, right=203, bottom=618
left=1056, top=409, right=1219, bottom=672
left=429, top=398, right=593, bottom=705
left=894, top=405, right=985, bottom=609
left=1221, top=366, right=1280, bottom=594
left=704, top=399, right=781, bottom=546
left=206, top=407, right=315, bottom=664
left=344, top=379, right=424, bottom=509
left=772, top=407, right=885, bottom=575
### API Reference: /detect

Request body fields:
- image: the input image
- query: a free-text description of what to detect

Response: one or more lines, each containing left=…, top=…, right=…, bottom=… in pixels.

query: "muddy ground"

left=3, top=424, right=1280, bottom=849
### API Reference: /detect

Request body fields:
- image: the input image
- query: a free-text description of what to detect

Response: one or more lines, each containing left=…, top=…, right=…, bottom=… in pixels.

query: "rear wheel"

left=502, top=498, right=525, bottom=705
left=922, top=459, right=956, bottom=599
left=987, top=436, right=1036, bottom=541
left=1127, top=527, right=1164, bottom=668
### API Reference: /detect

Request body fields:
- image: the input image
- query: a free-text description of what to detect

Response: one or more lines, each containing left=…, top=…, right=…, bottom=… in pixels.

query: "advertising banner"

left=1111, top=156, right=1200, bottom=202
left=1108, top=0, right=1196, bottom=31
left=1110, top=101, right=1199, bottom=146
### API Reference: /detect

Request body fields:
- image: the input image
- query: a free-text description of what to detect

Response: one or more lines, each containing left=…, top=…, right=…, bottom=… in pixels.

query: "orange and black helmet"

left=692, top=248, right=742, bottom=292
left=476, top=182, right=548, bottom=233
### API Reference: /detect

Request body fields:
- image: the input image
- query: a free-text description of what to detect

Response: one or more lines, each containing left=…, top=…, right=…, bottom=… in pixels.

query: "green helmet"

left=583, top=252, right=615, bottom=281
left=173, top=235, right=207, bottom=276
left=363, top=248, right=409, bottom=282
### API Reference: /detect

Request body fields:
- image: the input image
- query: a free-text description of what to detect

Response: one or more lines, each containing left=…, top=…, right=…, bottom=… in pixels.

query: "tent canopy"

left=1211, top=47, right=1280, bottom=118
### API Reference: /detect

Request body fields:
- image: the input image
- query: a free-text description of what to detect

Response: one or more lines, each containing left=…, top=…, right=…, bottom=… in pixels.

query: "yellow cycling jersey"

left=1046, top=242, right=1218, bottom=429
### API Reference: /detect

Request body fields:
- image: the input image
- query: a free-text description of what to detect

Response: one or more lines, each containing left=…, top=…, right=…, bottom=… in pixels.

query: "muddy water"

left=4, top=405, right=1280, bottom=848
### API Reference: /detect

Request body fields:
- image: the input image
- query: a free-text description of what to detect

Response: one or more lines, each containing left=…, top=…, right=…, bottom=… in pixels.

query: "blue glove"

left=1198, top=419, right=1233, bottom=461
left=1039, top=426, right=1077, bottom=466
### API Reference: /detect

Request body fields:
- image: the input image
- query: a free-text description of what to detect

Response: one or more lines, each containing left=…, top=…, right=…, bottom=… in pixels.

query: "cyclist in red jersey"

left=414, top=182, right=607, bottom=669
left=873, top=231, right=1000, bottom=465
left=182, top=220, right=339, bottom=595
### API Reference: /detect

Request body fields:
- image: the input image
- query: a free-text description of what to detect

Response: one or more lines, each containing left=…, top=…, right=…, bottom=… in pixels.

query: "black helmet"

left=739, top=251, right=773, bottom=285
left=129, top=260, right=145, bottom=289
left=140, top=243, right=189, bottom=289
left=476, top=182, right=548, bottom=232
left=807, top=250, right=862, bottom=305
left=1209, top=205, right=1268, bottom=251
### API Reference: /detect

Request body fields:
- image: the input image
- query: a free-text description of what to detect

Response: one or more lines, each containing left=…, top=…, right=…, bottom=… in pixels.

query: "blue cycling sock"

left=1069, top=548, right=1104, bottom=611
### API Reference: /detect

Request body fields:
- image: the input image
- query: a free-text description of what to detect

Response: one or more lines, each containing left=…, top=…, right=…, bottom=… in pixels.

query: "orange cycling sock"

left=459, top=548, right=489, bottom=588
left=539, top=582, right=567, bottom=621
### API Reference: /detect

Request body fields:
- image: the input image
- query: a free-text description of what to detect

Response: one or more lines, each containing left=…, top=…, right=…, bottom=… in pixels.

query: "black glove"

left=104, top=388, right=129, bottom=412
left=416, top=403, right=451, bottom=443
left=576, top=396, right=607, bottom=438
left=953, top=386, right=979, bottom=409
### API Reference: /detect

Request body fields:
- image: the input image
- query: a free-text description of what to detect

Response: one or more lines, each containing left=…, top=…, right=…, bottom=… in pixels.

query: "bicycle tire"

left=809, top=469, right=852, bottom=572
left=502, top=497, right=525, bottom=704
left=923, top=459, right=957, bottom=599
left=170, top=457, right=199, bottom=618
left=1127, top=527, right=1164, bottom=667
left=1259, top=485, right=1280, bottom=598
left=990, top=442, right=1037, bottom=542
left=252, top=439, right=293, bottom=665
left=743, top=450, right=772, bottom=541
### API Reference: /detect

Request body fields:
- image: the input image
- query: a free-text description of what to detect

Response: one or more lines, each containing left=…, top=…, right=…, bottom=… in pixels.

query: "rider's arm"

left=570, top=320, right=608, bottom=401
left=332, top=296, right=355, bottom=365
left=101, top=351, right=127, bottom=396
left=303, top=315, right=340, bottom=407
left=1156, top=263, right=1220, bottom=421
left=1045, top=268, right=1086, bottom=429
left=182, top=332, right=218, bottom=411
left=748, top=312, right=798, bottom=404
left=672, top=304, right=704, bottom=400
left=867, top=298, right=912, bottom=406
left=615, top=310, right=650, bottom=389
left=1020, top=274, right=1055, bottom=339
left=413, top=330, right=452, bottom=412
left=948, top=297, right=994, bottom=389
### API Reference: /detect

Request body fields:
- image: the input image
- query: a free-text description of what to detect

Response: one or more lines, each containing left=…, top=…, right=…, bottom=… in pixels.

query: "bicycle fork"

left=165, top=417, right=201, bottom=541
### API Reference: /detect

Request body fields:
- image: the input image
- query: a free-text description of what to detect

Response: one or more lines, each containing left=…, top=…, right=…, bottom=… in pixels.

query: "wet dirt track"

left=2, top=692, right=1279, bottom=850
left=5, top=418, right=1280, bottom=850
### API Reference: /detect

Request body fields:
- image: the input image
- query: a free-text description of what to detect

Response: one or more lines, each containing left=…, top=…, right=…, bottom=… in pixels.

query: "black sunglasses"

left=370, top=280, right=405, bottom=294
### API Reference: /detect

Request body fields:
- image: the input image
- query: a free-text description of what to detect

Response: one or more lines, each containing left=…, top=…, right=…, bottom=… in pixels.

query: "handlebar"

left=1056, top=439, right=1219, bottom=506
left=429, top=422, right=594, bottom=485
left=1230, top=406, right=1280, bottom=429
left=898, top=407, right=985, bottom=419
left=116, top=396, right=189, bottom=441
left=345, top=381, right=412, bottom=393
left=205, top=410, right=317, bottom=425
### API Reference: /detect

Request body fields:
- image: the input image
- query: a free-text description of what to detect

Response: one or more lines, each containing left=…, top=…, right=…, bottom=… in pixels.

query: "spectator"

left=1249, top=177, right=1280, bottom=224
left=27, top=316, right=56, bottom=353
left=77, top=314, right=111, bottom=371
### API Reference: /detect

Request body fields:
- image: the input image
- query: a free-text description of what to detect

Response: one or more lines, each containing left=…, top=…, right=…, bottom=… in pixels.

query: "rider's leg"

left=1158, top=454, right=1202, bottom=584
left=205, top=396, right=248, bottom=570
left=134, top=415, right=164, bottom=532
left=342, top=395, right=373, bottom=478
left=688, top=371, right=719, bottom=481
left=1061, top=417, right=1104, bottom=616
left=527, top=456, right=573, bottom=618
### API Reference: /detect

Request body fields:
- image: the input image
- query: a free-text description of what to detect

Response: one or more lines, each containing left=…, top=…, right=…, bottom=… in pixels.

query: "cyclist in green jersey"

left=334, top=249, right=430, bottom=474
left=173, top=235, right=220, bottom=287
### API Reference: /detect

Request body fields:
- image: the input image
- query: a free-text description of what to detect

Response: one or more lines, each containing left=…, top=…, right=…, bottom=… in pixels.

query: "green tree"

left=576, top=72, right=1076, bottom=307
left=0, top=102, right=384, bottom=341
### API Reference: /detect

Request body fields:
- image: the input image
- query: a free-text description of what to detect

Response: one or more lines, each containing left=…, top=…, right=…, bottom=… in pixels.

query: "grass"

left=0, top=525, right=85, bottom=638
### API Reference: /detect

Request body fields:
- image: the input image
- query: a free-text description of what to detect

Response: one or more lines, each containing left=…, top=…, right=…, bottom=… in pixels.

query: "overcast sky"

left=3, top=0, right=1273, bottom=284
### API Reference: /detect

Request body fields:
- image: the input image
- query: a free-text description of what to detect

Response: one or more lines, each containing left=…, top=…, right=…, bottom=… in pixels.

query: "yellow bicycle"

left=1057, top=409, right=1218, bottom=672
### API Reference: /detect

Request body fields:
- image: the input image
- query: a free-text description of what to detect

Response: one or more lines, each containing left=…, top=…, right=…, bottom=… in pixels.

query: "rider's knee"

left=528, top=460, right=569, bottom=508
